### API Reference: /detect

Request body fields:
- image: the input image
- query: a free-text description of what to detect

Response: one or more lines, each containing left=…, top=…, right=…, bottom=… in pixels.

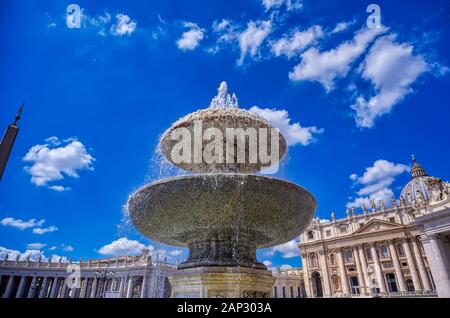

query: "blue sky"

left=0, top=0, right=449, bottom=270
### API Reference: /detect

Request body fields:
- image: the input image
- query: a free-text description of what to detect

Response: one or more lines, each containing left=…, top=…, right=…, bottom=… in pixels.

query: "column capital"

left=400, top=237, right=413, bottom=244
left=386, top=239, right=396, bottom=245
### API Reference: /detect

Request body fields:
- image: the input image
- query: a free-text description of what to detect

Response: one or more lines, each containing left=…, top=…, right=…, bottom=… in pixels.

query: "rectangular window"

left=366, top=248, right=373, bottom=261
left=326, top=230, right=331, bottom=237
left=389, top=217, right=395, bottom=223
left=307, top=231, right=314, bottom=239
left=339, top=226, right=348, bottom=234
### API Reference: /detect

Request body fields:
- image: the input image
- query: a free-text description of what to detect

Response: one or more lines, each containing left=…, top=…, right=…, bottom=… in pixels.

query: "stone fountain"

left=127, top=82, right=316, bottom=298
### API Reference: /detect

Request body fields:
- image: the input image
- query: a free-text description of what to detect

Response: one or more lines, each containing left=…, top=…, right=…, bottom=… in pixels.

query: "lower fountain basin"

left=127, top=174, right=316, bottom=268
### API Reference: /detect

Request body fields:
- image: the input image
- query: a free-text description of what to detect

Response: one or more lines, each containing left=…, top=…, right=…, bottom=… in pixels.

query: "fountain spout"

left=209, top=81, right=239, bottom=109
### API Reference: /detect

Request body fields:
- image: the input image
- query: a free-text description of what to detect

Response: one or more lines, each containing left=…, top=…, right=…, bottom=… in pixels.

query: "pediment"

left=354, top=219, right=403, bottom=235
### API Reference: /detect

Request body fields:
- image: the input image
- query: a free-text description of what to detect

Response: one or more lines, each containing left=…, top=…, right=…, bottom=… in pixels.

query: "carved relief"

left=425, top=178, right=448, bottom=203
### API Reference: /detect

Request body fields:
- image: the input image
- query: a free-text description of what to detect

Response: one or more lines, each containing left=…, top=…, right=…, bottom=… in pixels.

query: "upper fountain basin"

left=127, top=174, right=315, bottom=248
left=159, top=107, right=287, bottom=174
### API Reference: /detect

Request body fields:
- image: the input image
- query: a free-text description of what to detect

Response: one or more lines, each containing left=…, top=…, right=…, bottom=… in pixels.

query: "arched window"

left=311, top=272, right=323, bottom=297
left=310, top=253, right=318, bottom=268
left=346, top=250, right=353, bottom=263
left=397, top=244, right=405, bottom=257
left=329, top=253, right=336, bottom=265
left=380, top=244, right=389, bottom=259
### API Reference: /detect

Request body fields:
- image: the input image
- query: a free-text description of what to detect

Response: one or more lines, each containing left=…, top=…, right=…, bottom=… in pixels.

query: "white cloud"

left=331, top=21, right=353, bottom=34
left=32, top=226, right=58, bottom=235
left=49, top=185, right=71, bottom=192
left=267, top=238, right=300, bottom=258
left=85, top=11, right=112, bottom=36
left=49, top=246, right=57, bottom=251
left=209, top=19, right=240, bottom=54
left=98, top=237, right=146, bottom=256
left=110, top=14, right=137, bottom=36
left=212, top=19, right=231, bottom=33
left=262, top=0, right=303, bottom=11
left=1, top=217, right=44, bottom=230
left=97, top=237, right=184, bottom=262
left=351, top=35, right=430, bottom=128
left=346, top=159, right=409, bottom=208
left=62, top=245, right=74, bottom=252
left=26, top=243, right=47, bottom=250
left=177, top=22, right=205, bottom=51
left=0, top=246, right=68, bottom=262
left=169, top=250, right=183, bottom=257
left=271, top=25, right=323, bottom=59
left=238, top=20, right=272, bottom=65
left=23, top=136, right=95, bottom=190
left=1, top=217, right=57, bottom=235
left=263, top=260, right=272, bottom=267
left=279, top=264, right=293, bottom=271
left=249, top=106, right=323, bottom=146
left=289, top=26, right=388, bottom=91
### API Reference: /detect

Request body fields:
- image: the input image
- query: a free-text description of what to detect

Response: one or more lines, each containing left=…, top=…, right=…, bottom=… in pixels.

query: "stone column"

left=90, top=277, right=98, bottom=298
left=388, top=240, right=406, bottom=292
left=357, top=245, right=371, bottom=294
left=336, top=248, right=350, bottom=295
left=318, top=250, right=332, bottom=297
left=60, top=277, right=68, bottom=298
left=411, top=238, right=432, bottom=291
left=39, top=277, right=48, bottom=298
left=141, top=275, right=147, bottom=298
left=27, top=277, right=37, bottom=298
left=370, top=243, right=387, bottom=293
left=301, top=253, right=312, bottom=297
left=118, top=277, right=125, bottom=297
left=70, top=284, right=77, bottom=298
left=421, top=235, right=450, bottom=298
left=402, top=238, right=422, bottom=291
left=15, top=276, right=26, bottom=298
left=3, top=276, right=15, bottom=298
left=126, top=276, right=133, bottom=298
left=353, top=246, right=366, bottom=294
left=49, top=278, right=59, bottom=298
left=79, top=278, right=87, bottom=298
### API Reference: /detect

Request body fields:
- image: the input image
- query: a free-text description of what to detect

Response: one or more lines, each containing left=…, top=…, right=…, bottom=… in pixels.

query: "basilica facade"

left=299, top=158, right=450, bottom=298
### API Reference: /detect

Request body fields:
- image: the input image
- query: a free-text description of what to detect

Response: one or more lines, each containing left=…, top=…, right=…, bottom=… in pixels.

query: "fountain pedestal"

left=169, top=266, right=275, bottom=298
